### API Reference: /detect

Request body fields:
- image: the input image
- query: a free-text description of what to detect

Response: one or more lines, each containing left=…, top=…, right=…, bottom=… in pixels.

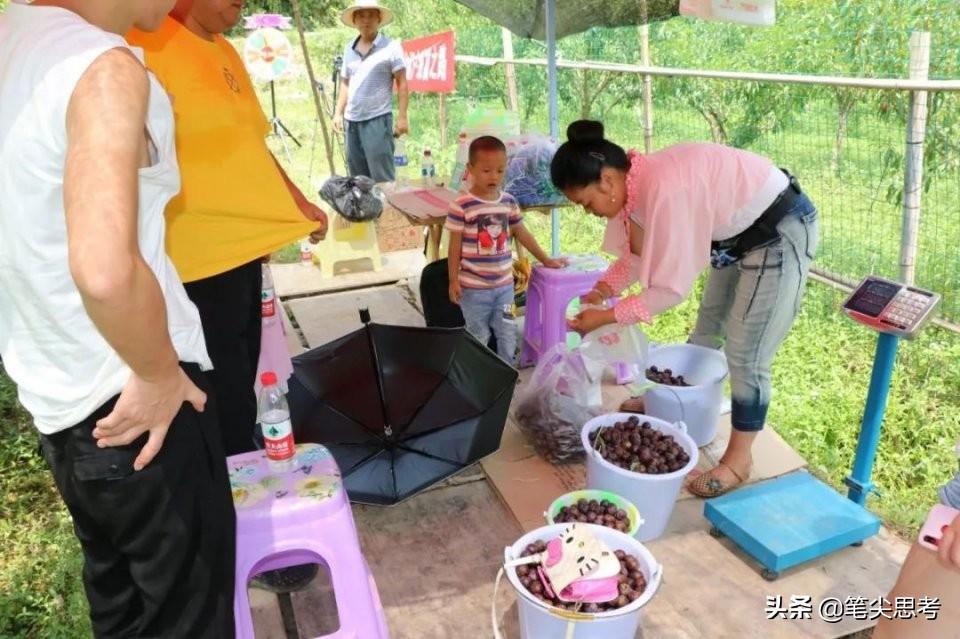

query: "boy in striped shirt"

left=446, top=136, right=563, bottom=363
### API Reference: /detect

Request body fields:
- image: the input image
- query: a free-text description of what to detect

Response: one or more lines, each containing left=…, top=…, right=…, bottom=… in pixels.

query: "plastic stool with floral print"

left=230, top=443, right=389, bottom=638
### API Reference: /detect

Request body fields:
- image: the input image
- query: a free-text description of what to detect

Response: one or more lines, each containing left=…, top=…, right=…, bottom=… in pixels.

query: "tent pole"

left=546, top=0, right=560, bottom=256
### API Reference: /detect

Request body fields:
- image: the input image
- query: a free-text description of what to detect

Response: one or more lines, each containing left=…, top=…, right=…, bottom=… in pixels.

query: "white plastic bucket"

left=496, top=523, right=662, bottom=639
left=642, top=344, right=728, bottom=448
left=581, top=414, right=699, bottom=542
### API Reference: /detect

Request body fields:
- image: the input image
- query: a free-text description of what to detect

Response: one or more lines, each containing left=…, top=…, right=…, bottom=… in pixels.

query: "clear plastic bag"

left=514, top=344, right=603, bottom=464
left=503, top=134, right=567, bottom=208
left=579, top=322, right=649, bottom=379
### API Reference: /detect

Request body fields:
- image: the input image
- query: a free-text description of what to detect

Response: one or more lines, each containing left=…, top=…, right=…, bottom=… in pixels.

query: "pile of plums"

left=589, top=415, right=689, bottom=474
left=645, top=365, right=691, bottom=386
left=553, top=498, right=631, bottom=533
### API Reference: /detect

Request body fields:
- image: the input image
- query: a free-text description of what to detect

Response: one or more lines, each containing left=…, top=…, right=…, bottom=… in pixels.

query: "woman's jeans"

left=690, top=193, right=819, bottom=432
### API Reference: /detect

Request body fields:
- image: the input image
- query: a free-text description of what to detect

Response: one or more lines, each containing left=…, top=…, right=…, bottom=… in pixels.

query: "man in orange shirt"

left=128, top=0, right=327, bottom=458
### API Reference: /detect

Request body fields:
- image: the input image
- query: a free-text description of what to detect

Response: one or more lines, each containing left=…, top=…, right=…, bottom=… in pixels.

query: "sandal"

left=618, top=397, right=645, bottom=413
left=686, top=463, right=749, bottom=498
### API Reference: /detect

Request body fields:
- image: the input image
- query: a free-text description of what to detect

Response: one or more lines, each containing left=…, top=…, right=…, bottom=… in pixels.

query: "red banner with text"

left=402, top=31, right=456, bottom=93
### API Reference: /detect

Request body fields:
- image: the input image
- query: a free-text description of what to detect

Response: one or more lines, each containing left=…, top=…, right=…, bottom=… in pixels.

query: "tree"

left=791, top=0, right=930, bottom=174
left=650, top=15, right=803, bottom=147
left=557, top=29, right=645, bottom=121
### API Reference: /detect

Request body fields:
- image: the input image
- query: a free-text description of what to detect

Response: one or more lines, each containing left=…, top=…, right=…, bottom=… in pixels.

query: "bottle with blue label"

left=393, top=136, right=408, bottom=186
left=421, top=148, right=436, bottom=187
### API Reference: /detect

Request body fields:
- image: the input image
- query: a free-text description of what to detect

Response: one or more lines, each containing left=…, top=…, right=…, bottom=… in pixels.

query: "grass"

left=2, top=31, right=959, bottom=638
left=0, top=370, right=91, bottom=638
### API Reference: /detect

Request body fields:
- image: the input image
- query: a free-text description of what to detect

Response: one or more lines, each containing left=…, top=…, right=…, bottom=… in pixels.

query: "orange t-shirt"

left=128, top=18, right=314, bottom=282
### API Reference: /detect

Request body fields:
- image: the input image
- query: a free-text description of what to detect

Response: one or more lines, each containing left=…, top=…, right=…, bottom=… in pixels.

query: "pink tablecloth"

left=385, top=186, right=459, bottom=221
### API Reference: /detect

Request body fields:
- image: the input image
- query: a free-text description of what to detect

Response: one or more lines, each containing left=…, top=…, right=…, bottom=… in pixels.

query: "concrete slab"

left=270, top=249, right=425, bottom=298
left=290, top=480, right=524, bottom=639
left=279, top=301, right=305, bottom=356
left=248, top=588, right=286, bottom=639
left=289, top=564, right=339, bottom=638
left=286, top=286, right=424, bottom=348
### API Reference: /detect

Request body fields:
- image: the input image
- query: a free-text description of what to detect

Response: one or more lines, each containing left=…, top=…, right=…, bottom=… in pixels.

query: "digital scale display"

left=842, top=275, right=940, bottom=338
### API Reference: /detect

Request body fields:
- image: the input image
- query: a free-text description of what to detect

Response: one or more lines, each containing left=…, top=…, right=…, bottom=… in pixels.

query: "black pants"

left=39, top=365, right=236, bottom=639
left=185, top=260, right=263, bottom=456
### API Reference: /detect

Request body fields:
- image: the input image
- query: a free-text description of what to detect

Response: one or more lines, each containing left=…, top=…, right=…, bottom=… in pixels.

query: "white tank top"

left=0, top=2, right=212, bottom=434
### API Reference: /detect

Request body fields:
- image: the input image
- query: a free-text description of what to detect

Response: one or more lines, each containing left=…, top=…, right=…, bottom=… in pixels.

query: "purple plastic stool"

left=520, top=256, right=634, bottom=384
left=230, top=444, right=389, bottom=639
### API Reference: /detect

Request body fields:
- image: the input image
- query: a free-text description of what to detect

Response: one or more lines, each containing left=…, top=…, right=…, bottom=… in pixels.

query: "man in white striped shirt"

left=332, top=0, right=408, bottom=182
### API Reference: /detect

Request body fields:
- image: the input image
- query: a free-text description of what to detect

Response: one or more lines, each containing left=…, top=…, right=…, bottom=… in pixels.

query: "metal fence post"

left=899, top=31, right=931, bottom=286
left=638, top=0, right=654, bottom=154
left=502, top=28, right=520, bottom=114
left=640, top=25, right=654, bottom=154
left=546, top=0, right=560, bottom=257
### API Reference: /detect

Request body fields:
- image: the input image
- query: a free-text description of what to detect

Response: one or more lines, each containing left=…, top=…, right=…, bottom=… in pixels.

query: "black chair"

left=419, top=258, right=497, bottom=352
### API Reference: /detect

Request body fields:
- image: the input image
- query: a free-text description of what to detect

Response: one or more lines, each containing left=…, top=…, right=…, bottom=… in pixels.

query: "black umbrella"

left=287, top=310, right=519, bottom=505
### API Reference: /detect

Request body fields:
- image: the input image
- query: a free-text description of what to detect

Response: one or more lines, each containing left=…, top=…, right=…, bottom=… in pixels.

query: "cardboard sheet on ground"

left=482, top=368, right=807, bottom=533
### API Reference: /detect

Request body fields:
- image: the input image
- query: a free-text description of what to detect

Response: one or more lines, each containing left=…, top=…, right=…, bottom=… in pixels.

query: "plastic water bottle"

left=421, top=148, right=436, bottom=187
left=394, top=137, right=409, bottom=167
left=258, top=371, right=296, bottom=471
left=261, top=263, right=278, bottom=328
left=394, top=137, right=409, bottom=187
left=299, top=238, right=313, bottom=266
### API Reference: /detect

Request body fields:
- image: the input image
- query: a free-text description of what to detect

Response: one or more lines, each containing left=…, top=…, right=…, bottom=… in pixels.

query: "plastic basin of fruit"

left=581, top=413, right=699, bottom=543
left=642, top=343, right=728, bottom=448
left=498, top=523, right=663, bottom=639
left=544, top=489, right=644, bottom=538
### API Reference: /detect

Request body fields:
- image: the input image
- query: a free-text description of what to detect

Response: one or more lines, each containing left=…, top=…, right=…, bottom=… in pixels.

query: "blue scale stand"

left=704, top=276, right=941, bottom=580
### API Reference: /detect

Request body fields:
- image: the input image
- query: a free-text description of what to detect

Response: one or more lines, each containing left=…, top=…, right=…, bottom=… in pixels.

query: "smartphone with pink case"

left=918, top=503, right=959, bottom=551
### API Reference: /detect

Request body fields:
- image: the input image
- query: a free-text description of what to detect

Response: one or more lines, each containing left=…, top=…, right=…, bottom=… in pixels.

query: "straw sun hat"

left=340, top=0, right=394, bottom=28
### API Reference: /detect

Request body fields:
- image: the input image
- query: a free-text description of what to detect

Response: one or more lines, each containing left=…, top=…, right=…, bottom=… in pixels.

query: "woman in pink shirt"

left=552, top=121, right=819, bottom=497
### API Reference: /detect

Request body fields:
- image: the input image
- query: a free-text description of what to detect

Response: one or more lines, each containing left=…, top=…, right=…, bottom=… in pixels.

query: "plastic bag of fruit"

left=514, top=344, right=604, bottom=464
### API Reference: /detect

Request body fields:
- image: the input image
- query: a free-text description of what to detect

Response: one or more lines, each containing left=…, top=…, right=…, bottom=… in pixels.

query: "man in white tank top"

left=0, top=1, right=235, bottom=636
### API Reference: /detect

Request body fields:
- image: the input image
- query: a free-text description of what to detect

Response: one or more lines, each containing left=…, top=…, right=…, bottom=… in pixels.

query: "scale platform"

left=704, top=471, right=881, bottom=580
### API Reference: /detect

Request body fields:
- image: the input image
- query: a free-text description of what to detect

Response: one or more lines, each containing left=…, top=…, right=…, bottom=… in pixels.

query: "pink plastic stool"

left=230, top=444, right=389, bottom=639
left=520, top=256, right=634, bottom=384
